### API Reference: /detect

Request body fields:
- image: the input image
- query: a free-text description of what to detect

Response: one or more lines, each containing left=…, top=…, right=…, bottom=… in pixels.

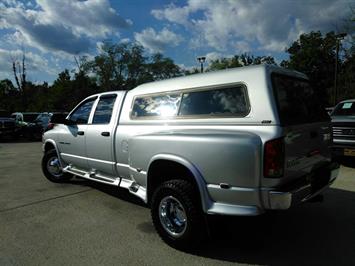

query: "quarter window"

left=92, top=95, right=117, bottom=124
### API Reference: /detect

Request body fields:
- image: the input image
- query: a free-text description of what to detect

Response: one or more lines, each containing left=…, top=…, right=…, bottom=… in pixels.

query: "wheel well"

left=44, top=142, right=55, bottom=152
left=147, top=159, right=201, bottom=206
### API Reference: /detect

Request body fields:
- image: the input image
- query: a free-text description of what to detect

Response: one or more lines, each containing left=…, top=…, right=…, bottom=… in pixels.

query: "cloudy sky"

left=0, top=0, right=352, bottom=83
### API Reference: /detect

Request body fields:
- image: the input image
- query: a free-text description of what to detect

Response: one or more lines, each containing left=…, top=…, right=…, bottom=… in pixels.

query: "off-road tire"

left=151, top=179, right=206, bottom=250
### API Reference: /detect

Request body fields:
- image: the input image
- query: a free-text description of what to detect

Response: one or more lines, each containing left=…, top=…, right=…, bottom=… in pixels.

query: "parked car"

left=11, top=112, right=40, bottom=126
left=325, top=106, right=334, bottom=116
left=331, top=99, right=355, bottom=159
left=42, top=65, right=339, bottom=249
left=20, top=112, right=69, bottom=140
left=11, top=112, right=41, bottom=139
left=24, top=112, right=52, bottom=140
left=0, top=110, right=18, bottom=140
left=45, top=112, right=69, bottom=132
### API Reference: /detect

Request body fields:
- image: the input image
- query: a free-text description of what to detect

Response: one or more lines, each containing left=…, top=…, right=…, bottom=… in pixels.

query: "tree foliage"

left=0, top=30, right=354, bottom=113
left=0, top=42, right=182, bottom=112
left=281, top=31, right=354, bottom=105
left=207, top=54, right=276, bottom=71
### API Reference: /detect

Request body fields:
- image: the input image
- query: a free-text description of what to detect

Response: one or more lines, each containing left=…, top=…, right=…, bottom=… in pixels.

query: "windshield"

left=272, top=74, right=329, bottom=126
left=332, top=101, right=355, bottom=116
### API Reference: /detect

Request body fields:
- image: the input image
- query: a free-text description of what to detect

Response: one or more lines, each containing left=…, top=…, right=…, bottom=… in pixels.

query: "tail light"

left=264, top=137, right=285, bottom=178
left=45, top=123, right=55, bottom=131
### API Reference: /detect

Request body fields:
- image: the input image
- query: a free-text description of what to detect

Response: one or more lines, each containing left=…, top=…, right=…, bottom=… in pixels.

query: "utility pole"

left=334, top=32, right=347, bottom=105
left=197, top=56, right=206, bottom=73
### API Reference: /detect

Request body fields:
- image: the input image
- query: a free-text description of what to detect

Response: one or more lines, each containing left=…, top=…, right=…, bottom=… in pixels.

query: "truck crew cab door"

left=58, top=97, right=97, bottom=171
left=85, top=93, right=123, bottom=180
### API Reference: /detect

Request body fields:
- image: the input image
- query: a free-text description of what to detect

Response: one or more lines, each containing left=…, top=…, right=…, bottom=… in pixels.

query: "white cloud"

left=235, top=41, right=251, bottom=54
left=152, top=0, right=351, bottom=52
left=0, top=0, right=131, bottom=54
left=134, top=27, right=183, bottom=53
left=0, top=48, right=55, bottom=76
left=151, top=4, right=191, bottom=26
left=36, top=0, right=131, bottom=38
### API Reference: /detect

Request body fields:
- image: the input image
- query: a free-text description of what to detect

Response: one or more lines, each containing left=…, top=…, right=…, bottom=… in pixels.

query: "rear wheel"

left=151, top=179, right=206, bottom=249
left=42, top=149, right=73, bottom=182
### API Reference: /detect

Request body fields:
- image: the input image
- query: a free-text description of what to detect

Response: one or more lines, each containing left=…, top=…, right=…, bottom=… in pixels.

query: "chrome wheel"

left=46, top=156, right=63, bottom=177
left=159, top=196, right=187, bottom=237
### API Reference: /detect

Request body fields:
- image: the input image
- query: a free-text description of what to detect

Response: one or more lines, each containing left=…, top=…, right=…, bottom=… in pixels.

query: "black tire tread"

left=151, top=179, right=205, bottom=249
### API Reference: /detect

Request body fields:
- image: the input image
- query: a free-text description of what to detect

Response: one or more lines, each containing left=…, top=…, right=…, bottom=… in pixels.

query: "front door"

left=58, top=97, right=97, bottom=171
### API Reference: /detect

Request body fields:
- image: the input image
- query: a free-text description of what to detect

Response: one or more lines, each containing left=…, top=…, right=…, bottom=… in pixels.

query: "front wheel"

left=151, top=179, right=206, bottom=249
left=42, top=149, right=73, bottom=183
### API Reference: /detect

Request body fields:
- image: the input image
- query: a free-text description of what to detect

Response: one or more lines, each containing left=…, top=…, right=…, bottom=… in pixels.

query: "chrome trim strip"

left=60, top=153, right=115, bottom=165
left=332, top=127, right=355, bottom=129
left=333, top=139, right=355, bottom=143
left=116, top=162, right=129, bottom=168
left=207, top=184, right=257, bottom=192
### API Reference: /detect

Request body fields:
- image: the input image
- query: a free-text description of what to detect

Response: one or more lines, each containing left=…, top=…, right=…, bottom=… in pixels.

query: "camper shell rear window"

left=272, top=74, right=329, bottom=126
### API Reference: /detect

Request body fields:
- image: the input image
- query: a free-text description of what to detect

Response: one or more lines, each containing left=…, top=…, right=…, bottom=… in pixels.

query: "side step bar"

left=63, top=166, right=120, bottom=186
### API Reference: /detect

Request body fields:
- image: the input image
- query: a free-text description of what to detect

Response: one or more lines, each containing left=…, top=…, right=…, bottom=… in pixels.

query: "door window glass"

left=92, top=95, right=117, bottom=124
left=69, top=98, right=96, bottom=124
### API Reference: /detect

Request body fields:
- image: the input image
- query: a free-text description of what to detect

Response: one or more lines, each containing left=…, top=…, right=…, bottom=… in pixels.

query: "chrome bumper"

left=266, top=164, right=339, bottom=210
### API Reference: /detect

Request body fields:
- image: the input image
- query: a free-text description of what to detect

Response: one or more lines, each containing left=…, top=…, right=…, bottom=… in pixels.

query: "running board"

left=63, top=166, right=120, bottom=186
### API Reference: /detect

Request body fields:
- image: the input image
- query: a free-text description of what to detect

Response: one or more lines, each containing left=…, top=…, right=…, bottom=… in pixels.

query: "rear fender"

left=147, top=154, right=213, bottom=213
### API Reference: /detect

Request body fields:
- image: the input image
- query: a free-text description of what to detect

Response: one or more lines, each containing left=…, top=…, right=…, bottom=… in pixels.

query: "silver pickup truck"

left=42, top=65, right=339, bottom=248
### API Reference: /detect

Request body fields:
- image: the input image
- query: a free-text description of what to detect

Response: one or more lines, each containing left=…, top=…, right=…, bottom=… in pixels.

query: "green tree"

left=281, top=31, right=339, bottom=105
left=48, top=69, right=98, bottom=111
left=207, top=54, right=276, bottom=72
left=87, top=42, right=145, bottom=91
left=147, top=53, right=182, bottom=80
left=0, top=79, right=19, bottom=112
left=86, top=42, right=182, bottom=91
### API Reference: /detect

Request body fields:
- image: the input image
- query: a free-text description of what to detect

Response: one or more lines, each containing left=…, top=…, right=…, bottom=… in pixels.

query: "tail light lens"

left=45, top=123, right=55, bottom=131
left=264, top=137, right=285, bottom=178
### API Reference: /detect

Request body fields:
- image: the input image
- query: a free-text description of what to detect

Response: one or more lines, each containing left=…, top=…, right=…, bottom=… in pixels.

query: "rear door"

left=272, top=74, right=331, bottom=181
left=85, top=93, right=123, bottom=178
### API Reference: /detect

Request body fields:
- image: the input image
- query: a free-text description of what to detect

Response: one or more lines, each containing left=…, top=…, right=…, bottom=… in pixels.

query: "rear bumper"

left=206, top=162, right=339, bottom=215
left=264, top=162, right=339, bottom=210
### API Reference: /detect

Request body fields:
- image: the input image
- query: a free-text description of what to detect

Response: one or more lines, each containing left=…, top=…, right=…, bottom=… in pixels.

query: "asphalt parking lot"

left=0, top=141, right=355, bottom=266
